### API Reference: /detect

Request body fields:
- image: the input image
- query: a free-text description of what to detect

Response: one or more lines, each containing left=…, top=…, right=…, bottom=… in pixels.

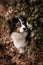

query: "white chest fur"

left=11, top=32, right=28, bottom=53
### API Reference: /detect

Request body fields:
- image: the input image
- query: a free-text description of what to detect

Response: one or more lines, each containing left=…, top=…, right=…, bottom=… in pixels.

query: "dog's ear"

left=7, top=20, right=13, bottom=34
left=7, top=17, right=16, bottom=34
left=7, top=19, right=13, bottom=30
left=7, top=17, right=19, bottom=34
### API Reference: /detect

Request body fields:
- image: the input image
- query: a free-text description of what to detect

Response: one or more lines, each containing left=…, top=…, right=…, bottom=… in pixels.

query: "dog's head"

left=7, top=16, right=28, bottom=34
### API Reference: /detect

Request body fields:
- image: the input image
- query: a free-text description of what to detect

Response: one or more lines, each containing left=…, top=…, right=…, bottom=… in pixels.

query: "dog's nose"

left=23, top=28, right=26, bottom=31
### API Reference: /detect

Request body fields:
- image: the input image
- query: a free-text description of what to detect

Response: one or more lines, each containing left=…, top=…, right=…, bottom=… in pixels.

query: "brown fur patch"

left=14, top=28, right=20, bottom=33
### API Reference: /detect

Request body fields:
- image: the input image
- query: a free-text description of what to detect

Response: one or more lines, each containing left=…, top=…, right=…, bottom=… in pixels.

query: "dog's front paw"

left=19, top=49, right=25, bottom=54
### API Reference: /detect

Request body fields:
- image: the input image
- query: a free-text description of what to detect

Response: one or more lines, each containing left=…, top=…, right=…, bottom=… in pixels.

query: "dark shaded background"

left=0, top=0, right=43, bottom=65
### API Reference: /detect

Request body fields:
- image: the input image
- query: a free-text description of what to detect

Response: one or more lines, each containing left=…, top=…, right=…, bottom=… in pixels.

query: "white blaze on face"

left=26, top=22, right=29, bottom=27
left=20, top=25, right=26, bottom=33
left=19, top=18, right=26, bottom=33
left=19, top=19, right=22, bottom=25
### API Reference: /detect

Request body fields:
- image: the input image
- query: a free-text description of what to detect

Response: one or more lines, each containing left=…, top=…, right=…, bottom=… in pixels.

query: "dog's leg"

left=19, top=48, right=25, bottom=54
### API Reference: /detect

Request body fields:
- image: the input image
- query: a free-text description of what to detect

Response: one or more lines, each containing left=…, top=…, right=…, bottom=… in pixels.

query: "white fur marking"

left=11, top=32, right=27, bottom=53
left=19, top=19, right=22, bottom=25
left=20, top=25, right=26, bottom=33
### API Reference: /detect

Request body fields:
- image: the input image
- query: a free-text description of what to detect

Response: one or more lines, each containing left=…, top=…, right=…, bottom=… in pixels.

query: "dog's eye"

left=16, top=22, right=21, bottom=27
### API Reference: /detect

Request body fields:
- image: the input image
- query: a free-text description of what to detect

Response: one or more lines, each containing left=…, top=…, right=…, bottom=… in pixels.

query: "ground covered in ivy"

left=0, top=0, right=43, bottom=65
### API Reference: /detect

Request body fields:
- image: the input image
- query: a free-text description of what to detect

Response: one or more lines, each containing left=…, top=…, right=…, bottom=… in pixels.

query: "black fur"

left=7, top=17, right=19, bottom=34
